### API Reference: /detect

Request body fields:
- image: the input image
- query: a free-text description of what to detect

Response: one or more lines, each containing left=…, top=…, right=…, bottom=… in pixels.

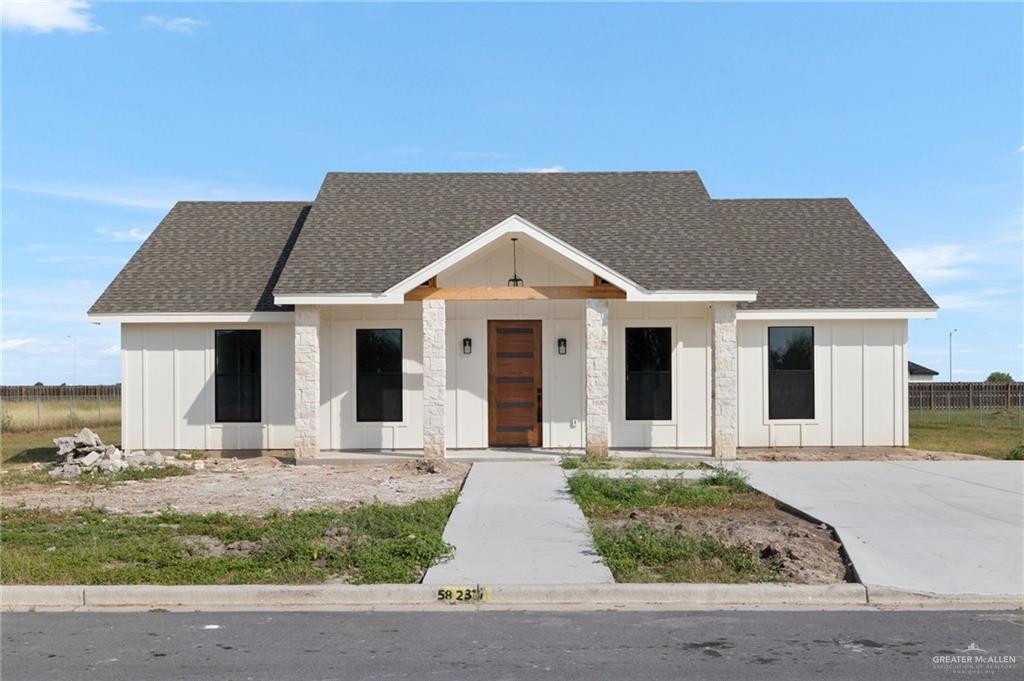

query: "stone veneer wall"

left=294, top=305, right=321, bottom=459
left=585, top=298, right=610, bottom=456
left=712, top=302, right=737, bottom=459
left=421, top=299, right=447, bottom=459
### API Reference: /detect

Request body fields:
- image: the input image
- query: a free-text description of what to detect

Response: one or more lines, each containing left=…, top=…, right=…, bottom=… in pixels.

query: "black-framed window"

left=357, top=329, right=403, bottom=422
left=625, top=327, right=672, bottom=420
left=768, top=326, right=814, bottom=420
left=215, top=330, right=261, bottom=423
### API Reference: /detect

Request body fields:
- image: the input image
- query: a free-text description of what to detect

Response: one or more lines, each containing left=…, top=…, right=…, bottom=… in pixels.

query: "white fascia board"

left=383, top=214, right=647, bottom=298
left=736, top=308, right=938, bottom=320
left=628, top=290, right=758, bottom=303
left=88, top=312, right=295, bottom=324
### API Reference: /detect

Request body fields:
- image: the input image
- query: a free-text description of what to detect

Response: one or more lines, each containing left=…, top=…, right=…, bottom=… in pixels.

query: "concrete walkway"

left=423, top=462, right=614, bottom=584
left=738, top=461, right=1024, bottom=597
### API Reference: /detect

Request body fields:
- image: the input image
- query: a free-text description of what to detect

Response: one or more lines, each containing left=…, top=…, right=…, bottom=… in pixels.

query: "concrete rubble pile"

left=45, top=428, right=172, bottom=479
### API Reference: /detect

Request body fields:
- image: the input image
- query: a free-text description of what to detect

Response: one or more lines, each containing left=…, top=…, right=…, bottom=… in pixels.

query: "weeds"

left=0, top=493, right=457, bottom=585
left=592, top=523, right=780, bottom=583
left=567, top=473, right=769, bottom=516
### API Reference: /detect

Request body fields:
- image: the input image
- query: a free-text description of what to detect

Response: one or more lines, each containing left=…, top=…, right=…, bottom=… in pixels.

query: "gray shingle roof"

left=89, top=201, right=309, bottom=314
left=274, top=172, right=715, bottom=295
left=90, top=172, right=936, bottom=314
left=908, top=361, right=939, bottom=376
left=715, top=198, right=936, bottom=309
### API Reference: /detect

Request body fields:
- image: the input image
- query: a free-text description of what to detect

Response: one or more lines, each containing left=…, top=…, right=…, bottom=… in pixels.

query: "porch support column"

left=294, top=305, right=321, bottom=460
left=422, top=299, right=447, bottom=459
left=585, top=298, right=610, bottom=456
left=712, top=302, right=738, bottom=460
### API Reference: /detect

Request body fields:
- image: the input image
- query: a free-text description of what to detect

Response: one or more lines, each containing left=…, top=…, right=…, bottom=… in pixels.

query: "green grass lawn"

left=568, top=471, right=782, bottom=583
left=0, top=494, right=457, bottom=585
left=909, top=409, right=1023, bottom=459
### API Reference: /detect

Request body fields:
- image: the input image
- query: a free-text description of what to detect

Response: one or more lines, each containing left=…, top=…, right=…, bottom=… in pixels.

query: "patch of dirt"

left=602, top=505, right=851, bottom=584
left=181, top=535, right=260, bottom=558
left=739, top=446, right=986, bottom=461
left=1, top=457, right=469, bottom=516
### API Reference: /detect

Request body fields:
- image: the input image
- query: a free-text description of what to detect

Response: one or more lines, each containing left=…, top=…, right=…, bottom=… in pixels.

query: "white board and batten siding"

left=737, top=319, right=909, bottom=447
left=121, top=323, right=295, bottom=451
left=608, top=301, right=711, bottom=448
left=119, top=234, right=910, bottom=453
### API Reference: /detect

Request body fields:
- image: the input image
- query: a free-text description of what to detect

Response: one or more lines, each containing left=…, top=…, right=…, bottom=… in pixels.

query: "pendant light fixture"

left=507, top=237, right=524, bottom=287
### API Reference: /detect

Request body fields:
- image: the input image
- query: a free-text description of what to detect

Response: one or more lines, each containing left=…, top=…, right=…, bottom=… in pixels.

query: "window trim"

left=213, top=328, right=263, bottom=424
left=763, top=324, right=818, bottom=424
left=354, top=327, right=406, bottom=424
left=618, top=322, right=677, bottom=425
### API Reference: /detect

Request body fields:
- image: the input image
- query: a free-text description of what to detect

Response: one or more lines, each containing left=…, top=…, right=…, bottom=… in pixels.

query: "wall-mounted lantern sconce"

left=557, top=338, right=568, bottom=355
left=462, top=338, right=472, bottom=355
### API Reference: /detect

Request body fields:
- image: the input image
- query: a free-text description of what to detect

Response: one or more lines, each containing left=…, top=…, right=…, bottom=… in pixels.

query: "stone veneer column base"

left=422, top=299, right=447, bottom=459
left=294, top=305, right=321, bottom=460
left=585, top=299, right=610, bottom=457
left=712, top=302, right=738, bottom=460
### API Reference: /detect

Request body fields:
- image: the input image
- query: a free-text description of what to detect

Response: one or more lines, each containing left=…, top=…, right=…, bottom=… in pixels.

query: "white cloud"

left=520, top=166, right=566, bottom=173
left=142, top=15, right=207, bottom=35
left=895, top=244, right=980, bottom=285
left=4, top=178, right=308, bottom=210
left=95, top=227, right=151, bottom=242
left=2, top=1, right=99, bottom=33
left=98, top=344, right=120, bottom=356
left=933, top=288, right=1019, bottom=310
left=1, top=338, right=38, bottom=351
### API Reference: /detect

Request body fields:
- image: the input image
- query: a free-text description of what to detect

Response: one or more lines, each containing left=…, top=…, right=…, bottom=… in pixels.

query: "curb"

left=865, top=585, right=1024, bottom=608
left=6, top=583, right=1018, bottom=612
left=3, top=583, right=867, bottom=611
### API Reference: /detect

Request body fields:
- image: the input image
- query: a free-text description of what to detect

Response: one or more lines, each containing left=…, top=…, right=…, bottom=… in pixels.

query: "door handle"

left=537, top=387, right=542, bottom=423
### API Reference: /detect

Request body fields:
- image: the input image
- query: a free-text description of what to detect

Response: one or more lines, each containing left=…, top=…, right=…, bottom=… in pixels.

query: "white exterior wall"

left=608, top=301, right=712, bottom=448
left=737, top=319, right=909, bottom=447
left=121, top=322, right=295, bottom=451
left=119, top=230, right=911, bottom=452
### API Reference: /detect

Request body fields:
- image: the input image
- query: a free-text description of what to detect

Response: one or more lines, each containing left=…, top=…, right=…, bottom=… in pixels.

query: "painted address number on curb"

left=436, top=586, right=490, bottom=602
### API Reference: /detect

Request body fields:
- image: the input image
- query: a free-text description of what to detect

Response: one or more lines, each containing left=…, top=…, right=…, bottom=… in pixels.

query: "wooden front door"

left=488, top=320, right=542, bottom=447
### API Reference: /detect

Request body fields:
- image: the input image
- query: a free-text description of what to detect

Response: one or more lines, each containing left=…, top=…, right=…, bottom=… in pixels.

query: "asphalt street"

left=3, top=609, right=1021, bottom=680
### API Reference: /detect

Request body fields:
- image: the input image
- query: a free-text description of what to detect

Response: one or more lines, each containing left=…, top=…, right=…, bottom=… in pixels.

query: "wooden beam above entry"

left=404, top=286, right=626, bottom=301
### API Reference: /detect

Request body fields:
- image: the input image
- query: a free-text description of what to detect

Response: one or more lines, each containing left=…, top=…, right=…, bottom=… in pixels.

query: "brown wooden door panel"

left=488, top=320, right=542, bottom=447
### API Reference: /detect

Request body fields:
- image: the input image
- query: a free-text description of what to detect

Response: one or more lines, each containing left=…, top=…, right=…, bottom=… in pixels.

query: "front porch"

left=297, top=447, right=716, bottom=465
left=292, top=294, right=740, bottom=461
left=290, top=222, right=743, bottom=461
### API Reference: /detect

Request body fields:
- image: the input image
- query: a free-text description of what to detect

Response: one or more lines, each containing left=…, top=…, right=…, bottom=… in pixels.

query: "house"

left=908, top=361, right=939, bottom=382
left=88, top=172, right=937, bottom=459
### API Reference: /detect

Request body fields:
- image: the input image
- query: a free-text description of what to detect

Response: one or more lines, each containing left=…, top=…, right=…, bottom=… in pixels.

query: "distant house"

left=908, top=361, right=939, bottom=382
left=89, top=172, right=937, bottom=459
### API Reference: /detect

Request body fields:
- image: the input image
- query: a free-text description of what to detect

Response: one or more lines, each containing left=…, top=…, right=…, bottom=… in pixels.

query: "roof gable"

left=273, top=171, right=715, bottom=296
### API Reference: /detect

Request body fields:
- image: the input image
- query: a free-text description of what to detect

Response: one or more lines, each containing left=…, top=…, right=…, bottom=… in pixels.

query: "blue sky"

left=2, top=1, right=1021, bottom=385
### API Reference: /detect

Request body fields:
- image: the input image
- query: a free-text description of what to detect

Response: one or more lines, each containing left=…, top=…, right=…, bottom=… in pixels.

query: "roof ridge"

left=175, top=200, right=311, bottom=205
left=715, top=197, right=851, bottom=203
left=321, top=170, right=702, bottom=176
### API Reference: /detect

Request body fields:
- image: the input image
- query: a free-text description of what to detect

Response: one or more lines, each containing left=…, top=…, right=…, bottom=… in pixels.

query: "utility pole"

left=948, top=329, right=956, bottom=383
left=948, top=328, right=957, bottom=420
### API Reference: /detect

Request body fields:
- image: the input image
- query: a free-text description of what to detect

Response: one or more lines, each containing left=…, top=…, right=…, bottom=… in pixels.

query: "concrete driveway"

left=737, top=461, right=1024, bottom=597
